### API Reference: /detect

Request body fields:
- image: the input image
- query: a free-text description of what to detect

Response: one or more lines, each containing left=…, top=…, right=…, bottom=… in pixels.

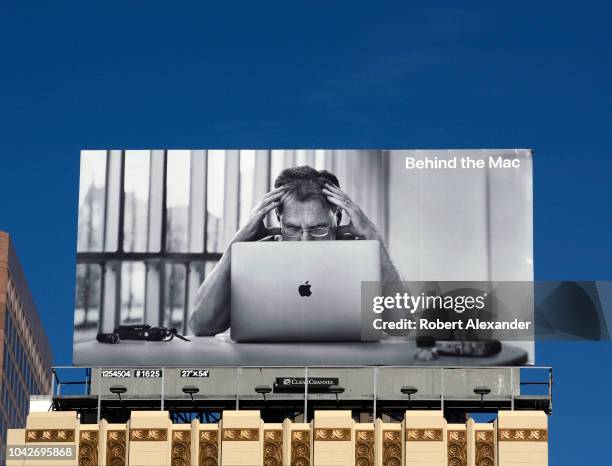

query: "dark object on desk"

left=97, top=333, right=120, bottom=344
left=416, top=335, right=436, bottom=348
left=415, top=335, right=439, bottom=361
left=436, top=340, right=502, bottom=357
left=117, top=325, right=191, bottom=342
left=96, top=325, right=190, bottom=344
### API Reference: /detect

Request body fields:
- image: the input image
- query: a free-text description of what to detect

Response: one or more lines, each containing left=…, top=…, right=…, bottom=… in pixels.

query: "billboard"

left=73, top=149, right=534, bottom=366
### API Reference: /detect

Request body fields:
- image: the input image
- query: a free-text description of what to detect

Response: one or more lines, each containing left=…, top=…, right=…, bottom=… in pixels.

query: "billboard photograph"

left=73, top=149, right=534, bottom=366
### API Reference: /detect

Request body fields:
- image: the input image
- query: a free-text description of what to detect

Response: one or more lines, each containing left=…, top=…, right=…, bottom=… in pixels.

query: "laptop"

left=230, top=240, right=382, bottom=342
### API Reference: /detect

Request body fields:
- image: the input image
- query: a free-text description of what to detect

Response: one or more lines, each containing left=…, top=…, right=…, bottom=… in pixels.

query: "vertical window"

left=77, top=151, right=107, bottom=252
left=270, top=150, right=286, bottom=189
left=295, top=149, right=307, bottom=166
left=163, top=263, right=186, bottom=331
left=315, top=149, right=327, bottom=170
left=166, top=150, right=191, bottom=252
left=239, top=150, right=256, bottom=227
left=120, top=262, right=146, bottom=325
left=74, top=264, right=102, bottom=342
left=187, top=150, right=206, bottom=253
left=206, top=150, right=225, bottom=252
left=123, top=151, right=151, bottom=252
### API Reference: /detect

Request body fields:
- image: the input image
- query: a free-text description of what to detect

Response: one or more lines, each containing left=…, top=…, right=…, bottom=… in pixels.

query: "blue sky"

left=1, top=1, right=611, bottom=463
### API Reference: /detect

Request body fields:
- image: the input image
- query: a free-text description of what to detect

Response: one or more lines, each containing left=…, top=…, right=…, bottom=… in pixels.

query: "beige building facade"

left=6, top=408, right=547, bottom=465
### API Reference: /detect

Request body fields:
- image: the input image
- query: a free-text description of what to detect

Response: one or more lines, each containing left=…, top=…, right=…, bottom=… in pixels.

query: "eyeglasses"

left=280, top=223, right=330, bottom=238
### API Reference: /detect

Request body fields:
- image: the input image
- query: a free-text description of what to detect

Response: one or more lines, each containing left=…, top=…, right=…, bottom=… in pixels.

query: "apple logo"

left=298, top=281, right=312, bottom=297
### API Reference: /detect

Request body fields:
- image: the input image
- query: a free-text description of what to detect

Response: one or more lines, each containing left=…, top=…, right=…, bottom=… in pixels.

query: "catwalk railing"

left=48, top=366, right=552, bottom=424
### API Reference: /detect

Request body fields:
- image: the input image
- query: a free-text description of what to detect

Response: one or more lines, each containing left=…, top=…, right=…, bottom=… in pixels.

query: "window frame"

left=76, top=150, right=225, bottom=335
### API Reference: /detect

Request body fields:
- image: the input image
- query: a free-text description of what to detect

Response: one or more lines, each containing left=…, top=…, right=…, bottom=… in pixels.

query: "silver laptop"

left=230, top=241, right=381, bottom=342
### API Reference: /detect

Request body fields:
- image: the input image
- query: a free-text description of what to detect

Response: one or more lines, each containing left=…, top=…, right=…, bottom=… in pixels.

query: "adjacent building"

left=0, top=232, right=52, bottom=461
left=5, top=409, right=549, bottom=465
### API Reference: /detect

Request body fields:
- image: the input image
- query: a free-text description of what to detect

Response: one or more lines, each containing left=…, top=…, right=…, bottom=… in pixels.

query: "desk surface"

left=74, top=337, right=527, bottom=366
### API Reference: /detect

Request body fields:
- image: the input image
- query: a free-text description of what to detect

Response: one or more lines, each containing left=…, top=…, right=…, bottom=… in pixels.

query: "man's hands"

left=230, top=183, right=381, bottom=243
left=231, top=186, right=284, bottom=243
left=323, top=183, right=381, bottom=240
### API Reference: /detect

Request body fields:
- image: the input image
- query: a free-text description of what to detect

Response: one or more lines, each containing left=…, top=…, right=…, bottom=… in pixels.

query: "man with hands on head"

left=189, top=165, right=402, bottom=336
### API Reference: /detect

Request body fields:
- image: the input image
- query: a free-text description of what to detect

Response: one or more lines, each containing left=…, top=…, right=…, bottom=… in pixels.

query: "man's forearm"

left=379, top=241, right=413, bottom=337
left=189, top=250, right=232, bottom=336
left=380, top=241, right=402, bottom=285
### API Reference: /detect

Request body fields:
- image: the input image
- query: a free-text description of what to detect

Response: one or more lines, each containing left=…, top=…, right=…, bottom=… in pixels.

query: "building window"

left=123, top=151, right=152, bottom=252
left=77, top=150, right=107, bottom=252
left=120, top=261, right=146, bottom=325
left=75, top=150, right=246, bottom=338
left=74, top=263, right=102, bottom=341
